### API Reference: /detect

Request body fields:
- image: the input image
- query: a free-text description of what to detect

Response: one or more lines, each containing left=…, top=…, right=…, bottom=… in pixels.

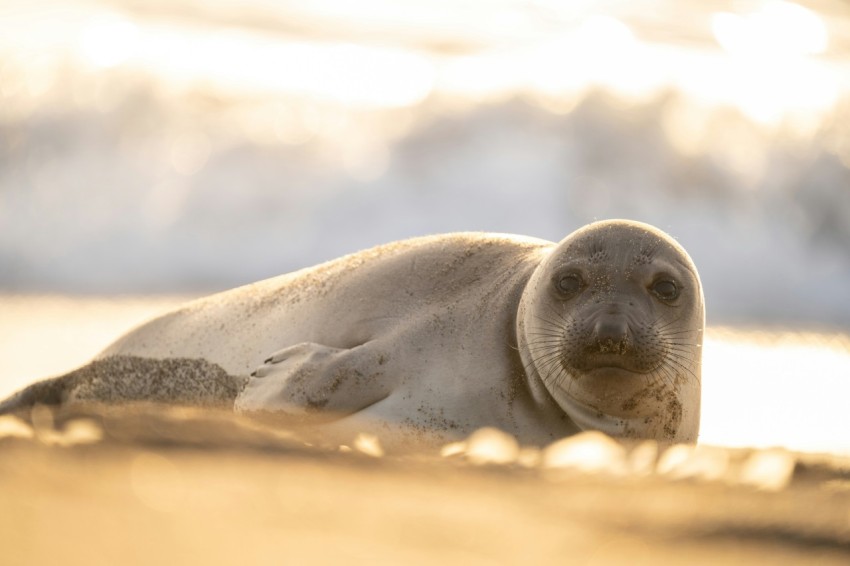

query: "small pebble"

left=60, top=419, right=104, bottom=446
left=464, top=427, right=519, bottom=465
left=657, top=444, right=729, bottom=482
left=542, top=431, right=626, bottom=475
left=738, top=448, right=796, bottom=491
left=31, top=404, right=55, bottom=437
left=0, top=415, right=34, bottom=440
left=627, top=440, right=658, bottom=476
left=353, top=433, right=384, bottom=458
left=655, top=444, right=692, bottom=475
left=517, top=447, right=541, bottom=468
left=439, top=441, right=466, bottom=458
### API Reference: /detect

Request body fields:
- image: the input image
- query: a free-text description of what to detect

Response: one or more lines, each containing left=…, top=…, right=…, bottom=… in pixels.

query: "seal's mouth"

left=582, top=365, right=645, bottom=379
left=575, top=353, right=654, bottom=375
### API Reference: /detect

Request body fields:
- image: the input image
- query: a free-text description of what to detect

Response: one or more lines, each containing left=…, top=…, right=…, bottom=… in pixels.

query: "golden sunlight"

left=712, top=1, right=828, bottom=58
left=1, top=0, right=845, bottom=132
left=525, top=16, right=656, bottom=100
left=75, top=18, right=434, bottom=108
left=701, top=330, right=850, bottom=455
left=79, top=14, right=141, bottom=69
left=708, top=1, right=837, bottom=125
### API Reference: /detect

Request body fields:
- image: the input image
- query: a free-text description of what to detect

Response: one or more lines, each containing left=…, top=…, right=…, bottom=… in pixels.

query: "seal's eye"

left=556, top=274, right=583, bottom=298
left=651, top=279, right=679, bottom=301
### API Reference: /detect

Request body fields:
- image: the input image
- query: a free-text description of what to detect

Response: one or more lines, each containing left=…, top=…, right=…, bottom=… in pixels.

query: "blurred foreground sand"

left=2, top=407, right=850, bottom=565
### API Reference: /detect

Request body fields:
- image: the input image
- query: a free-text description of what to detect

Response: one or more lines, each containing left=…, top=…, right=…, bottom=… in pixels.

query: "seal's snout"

left=565, top=311, right=656, bottom=373
left=592, top=317, right=630, bottom=355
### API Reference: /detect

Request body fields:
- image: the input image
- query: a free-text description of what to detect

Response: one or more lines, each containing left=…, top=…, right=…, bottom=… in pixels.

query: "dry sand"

left=2, top=406, right=849, bottom=565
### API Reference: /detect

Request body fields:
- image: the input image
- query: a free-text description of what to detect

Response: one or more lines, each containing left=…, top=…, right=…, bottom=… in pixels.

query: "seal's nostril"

left=594, top=318, right=627, bottom=341
left=592, top=316, right=631, bottom=355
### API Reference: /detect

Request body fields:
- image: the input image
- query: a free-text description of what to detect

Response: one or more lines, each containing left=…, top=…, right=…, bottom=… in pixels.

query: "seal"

left=516, top=221, right=703, bottom=441
left=0, top=220, right=703, bottom=448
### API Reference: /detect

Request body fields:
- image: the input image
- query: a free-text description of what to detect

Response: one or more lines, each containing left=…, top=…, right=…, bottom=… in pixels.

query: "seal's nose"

left=593, top=317, right=630, bottom=355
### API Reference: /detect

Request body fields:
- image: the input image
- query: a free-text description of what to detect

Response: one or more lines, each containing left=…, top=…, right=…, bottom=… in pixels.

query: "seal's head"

left=518, top=220, right=704, bottom=442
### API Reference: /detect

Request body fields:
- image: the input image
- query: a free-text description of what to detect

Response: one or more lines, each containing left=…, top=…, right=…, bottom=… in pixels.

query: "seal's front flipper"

left=236, top=342, right=394, bottom=422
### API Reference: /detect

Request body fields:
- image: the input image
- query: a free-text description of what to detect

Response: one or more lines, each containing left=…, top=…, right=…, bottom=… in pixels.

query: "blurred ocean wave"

left=1, top=0, right=849, bottom=328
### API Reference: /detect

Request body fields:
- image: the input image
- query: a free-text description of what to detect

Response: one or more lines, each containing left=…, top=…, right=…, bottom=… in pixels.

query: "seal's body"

left=1, top=220, right=704, bottom=448
left=102, top=232, right=579, bottom=446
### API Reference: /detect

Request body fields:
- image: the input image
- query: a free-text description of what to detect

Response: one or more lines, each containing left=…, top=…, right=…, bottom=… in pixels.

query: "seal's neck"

left=515, top=286, right=563, bottom=410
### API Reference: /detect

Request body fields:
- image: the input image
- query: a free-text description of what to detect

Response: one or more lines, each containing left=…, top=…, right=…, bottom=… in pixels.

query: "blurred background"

left=2, top=0, right=849, bottom=327
left=2, top=0, right=850, bottom=452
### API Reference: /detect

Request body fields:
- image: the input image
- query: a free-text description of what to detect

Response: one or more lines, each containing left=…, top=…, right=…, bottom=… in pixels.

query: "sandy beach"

left=2, top=404, right=850, bottom=565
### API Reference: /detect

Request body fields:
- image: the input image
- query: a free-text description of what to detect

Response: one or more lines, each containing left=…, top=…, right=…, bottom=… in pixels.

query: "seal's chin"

left=571, top=366, right=646, bottom=402
left=560, top=365, right=654, bottom=415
